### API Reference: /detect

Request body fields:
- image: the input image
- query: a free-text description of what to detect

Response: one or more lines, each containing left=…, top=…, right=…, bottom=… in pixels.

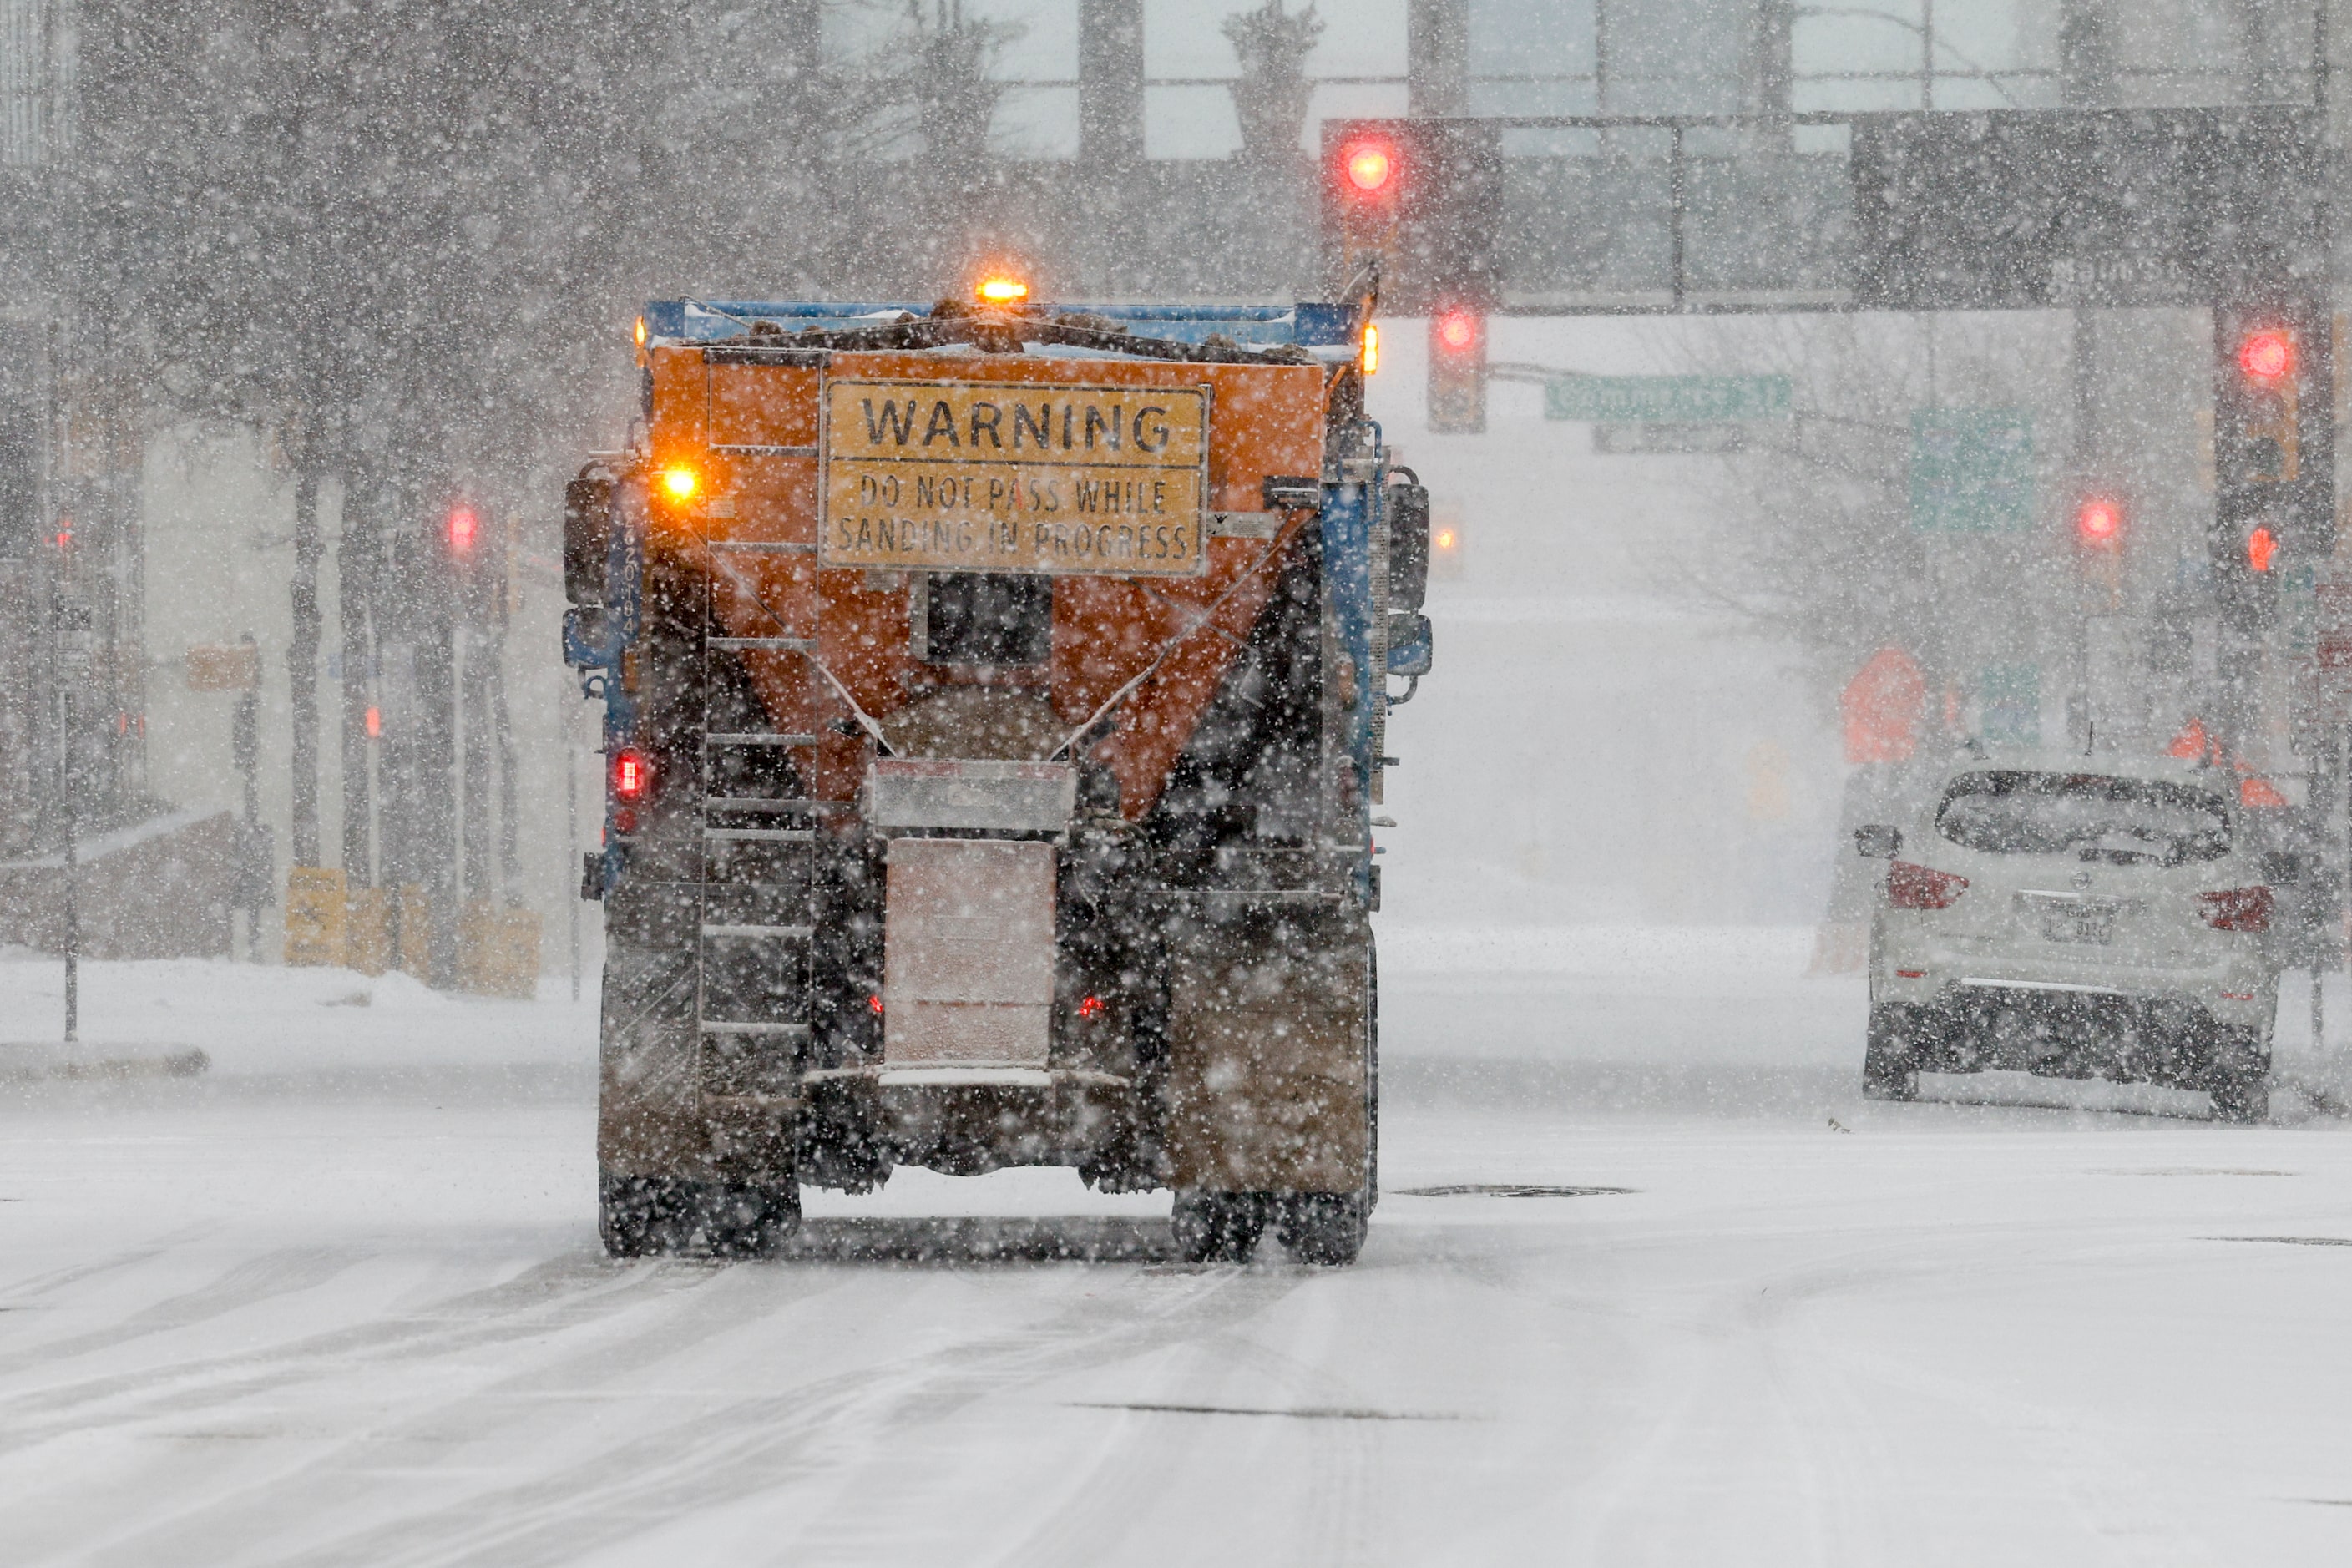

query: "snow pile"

left=0, top=953, right=594, bottom=1080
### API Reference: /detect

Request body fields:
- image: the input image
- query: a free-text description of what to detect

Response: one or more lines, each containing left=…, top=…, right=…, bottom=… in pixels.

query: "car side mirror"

left=2260, top=851, right=2302, bottom=886
left=1854, top=824, right=1901, bottom=859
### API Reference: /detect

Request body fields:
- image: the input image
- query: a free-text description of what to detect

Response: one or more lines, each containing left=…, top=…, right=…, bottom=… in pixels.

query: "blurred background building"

left=0, top=0, right=2340, bottom=972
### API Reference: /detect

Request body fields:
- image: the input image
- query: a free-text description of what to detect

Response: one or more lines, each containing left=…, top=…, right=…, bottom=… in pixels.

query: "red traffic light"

left=448, top=506, right=479, bottom=554
left=2239, top=330, right=2293, bottom=381
left=2075, top=498, right=2122, bottom=545
left=1426, top=307, right=1488, bottom=432
left=2248, top=525, right=2278, bottom=572
left=611, top=748, right=650, bottom=799
left=1343, top=139, right=1398, bottom=195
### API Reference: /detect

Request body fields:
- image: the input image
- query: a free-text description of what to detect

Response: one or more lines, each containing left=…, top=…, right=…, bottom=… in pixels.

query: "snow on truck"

left=562, top=282, right=1433, bottom=1266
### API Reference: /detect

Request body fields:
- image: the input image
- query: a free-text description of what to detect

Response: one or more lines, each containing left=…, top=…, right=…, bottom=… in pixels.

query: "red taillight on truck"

left=2197, top=886, right=2272, bottom=933
left=1886, top=860, right=1969, bottom=910
left=611, top=749, right=650, bottom=800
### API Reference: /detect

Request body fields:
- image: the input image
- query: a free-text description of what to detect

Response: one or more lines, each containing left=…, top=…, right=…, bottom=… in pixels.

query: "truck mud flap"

left=599, top=879, right=710, bottom=1177
left=1166, top=903, right=1370, bottom=1192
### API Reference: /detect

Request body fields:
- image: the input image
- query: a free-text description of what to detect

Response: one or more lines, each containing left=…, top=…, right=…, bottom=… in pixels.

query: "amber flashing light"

left=660, top=465, right=698, bottom=501
left=1360, top=322, right=1379, bottom=374
left=976, top=276, right=1029, bottom=305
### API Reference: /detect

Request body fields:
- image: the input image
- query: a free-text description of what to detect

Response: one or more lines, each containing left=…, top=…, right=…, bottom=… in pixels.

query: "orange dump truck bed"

left=563, top=299, right=1433, bottom=1267
left=651, top=348, right=1329, bottom=817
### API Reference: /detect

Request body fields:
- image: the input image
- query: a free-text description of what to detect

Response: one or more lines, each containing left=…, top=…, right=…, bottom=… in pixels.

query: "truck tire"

left=1273, top=1192, right=1368, bottom=1266
left=701, top=1180, right=803, bottom=1259
left=1863, top=1005, right=1921, bottom=1101
left=599, top=1171, right=694, bottom=1258
left=1171, top=1191, right=1266, bottom=1263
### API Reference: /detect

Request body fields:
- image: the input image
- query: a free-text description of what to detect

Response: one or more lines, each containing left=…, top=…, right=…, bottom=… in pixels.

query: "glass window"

left=1144, top=83, right=1241, bottom=159
left=1466, top=0, right=1595, bottom=114
left=1793, top=0, right=2061, bottom=113
left=993, top=85, right=1080, bottom=158
left=976, top=0, right=1080, bottom=80
left=1606, top=0, right=1745, bottom=114
left=1935, top=771, right=2232, bottom=865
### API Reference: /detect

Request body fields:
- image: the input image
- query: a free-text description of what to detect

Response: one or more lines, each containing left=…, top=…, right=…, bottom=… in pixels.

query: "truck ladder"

left=694, top=518, right=822, bottom=1117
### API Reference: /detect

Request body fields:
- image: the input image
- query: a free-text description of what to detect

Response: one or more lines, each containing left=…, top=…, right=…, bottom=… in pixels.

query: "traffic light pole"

left=59, top=677, right=76, bottom=1044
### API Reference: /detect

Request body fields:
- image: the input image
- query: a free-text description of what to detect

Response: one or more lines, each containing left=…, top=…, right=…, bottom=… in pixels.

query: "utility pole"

left=415, top=511, right=461, bottom=988
left=233, top=632, right=266, bottom=960
left=52, top=547, right=89, bottom=1042
left=339, top=488, right=375, bottom=886
left=1078, top=0, right=1146, bottom=293
left=288, top=411, right=324, bottom=872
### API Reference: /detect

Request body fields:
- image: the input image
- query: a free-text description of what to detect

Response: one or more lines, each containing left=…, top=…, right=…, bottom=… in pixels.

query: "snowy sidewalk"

left=0, top=951, right=596, bottom=1081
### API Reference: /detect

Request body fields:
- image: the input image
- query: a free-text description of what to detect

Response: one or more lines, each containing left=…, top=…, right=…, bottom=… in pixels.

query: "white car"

left=1855, top=753, right=2286, bottom=1121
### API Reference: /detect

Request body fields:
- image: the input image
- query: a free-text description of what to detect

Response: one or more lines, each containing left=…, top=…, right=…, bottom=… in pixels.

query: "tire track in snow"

left=989, top=1262, right=1399, bottom=1568
left=0, top=1235, right=195, bottom=1309
left=1563, top=1221, right=2230, bottom=1568
left=186, top=1256, right=1304, bottom=1568
left=0, top=1251, right=731, bottom=1460
left=0, top=1244, right=367, bottom=1387
left=1559, top=1232, right=1990, bottom=1565
left=48, top=1256, right=849, bottom=1568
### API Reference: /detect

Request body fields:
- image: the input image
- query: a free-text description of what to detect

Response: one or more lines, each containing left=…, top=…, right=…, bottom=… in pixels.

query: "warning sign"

left=821, top=378, right=1211, bottom=577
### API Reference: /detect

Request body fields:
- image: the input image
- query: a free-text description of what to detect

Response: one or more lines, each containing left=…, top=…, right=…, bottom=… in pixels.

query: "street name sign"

left=1911, top=408, right=2034, bottom=533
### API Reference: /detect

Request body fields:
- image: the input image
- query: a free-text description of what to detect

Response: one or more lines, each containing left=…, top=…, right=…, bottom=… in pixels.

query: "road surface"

left=2, top=943, right=2349, bottom=1566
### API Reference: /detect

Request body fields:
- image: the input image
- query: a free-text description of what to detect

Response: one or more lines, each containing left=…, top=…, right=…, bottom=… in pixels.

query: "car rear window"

left=1935, top=770, right=2231, bottom=864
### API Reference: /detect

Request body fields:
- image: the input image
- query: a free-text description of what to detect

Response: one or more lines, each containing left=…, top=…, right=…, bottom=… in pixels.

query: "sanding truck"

left=562, top=283, right=1433, bottom=1266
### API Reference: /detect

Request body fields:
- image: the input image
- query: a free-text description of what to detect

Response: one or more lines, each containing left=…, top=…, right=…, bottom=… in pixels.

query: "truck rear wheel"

left=702, top=1180, right=803, bottom=1259
left=599, top=1172, right=802, bottom=1258
left=599, top=1171, right=694, bottom=1258
left=1274, top=1192, right=1368, bottom=1266
left=1171, top=1191, right=1266, bottom=1263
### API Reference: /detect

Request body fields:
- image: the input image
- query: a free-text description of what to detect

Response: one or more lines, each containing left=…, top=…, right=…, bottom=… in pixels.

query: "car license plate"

left=2040, top=903, right=2117, bottom=945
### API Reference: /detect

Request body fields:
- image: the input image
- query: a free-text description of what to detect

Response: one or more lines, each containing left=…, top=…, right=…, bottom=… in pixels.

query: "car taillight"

left=2197, top=886, right=2272, bottom=933
left=1886, top=860, right=1968, bottom=910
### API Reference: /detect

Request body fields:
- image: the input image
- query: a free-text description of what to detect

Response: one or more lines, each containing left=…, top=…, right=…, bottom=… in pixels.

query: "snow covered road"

left=3, top=950, right=2351, bottom=1565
